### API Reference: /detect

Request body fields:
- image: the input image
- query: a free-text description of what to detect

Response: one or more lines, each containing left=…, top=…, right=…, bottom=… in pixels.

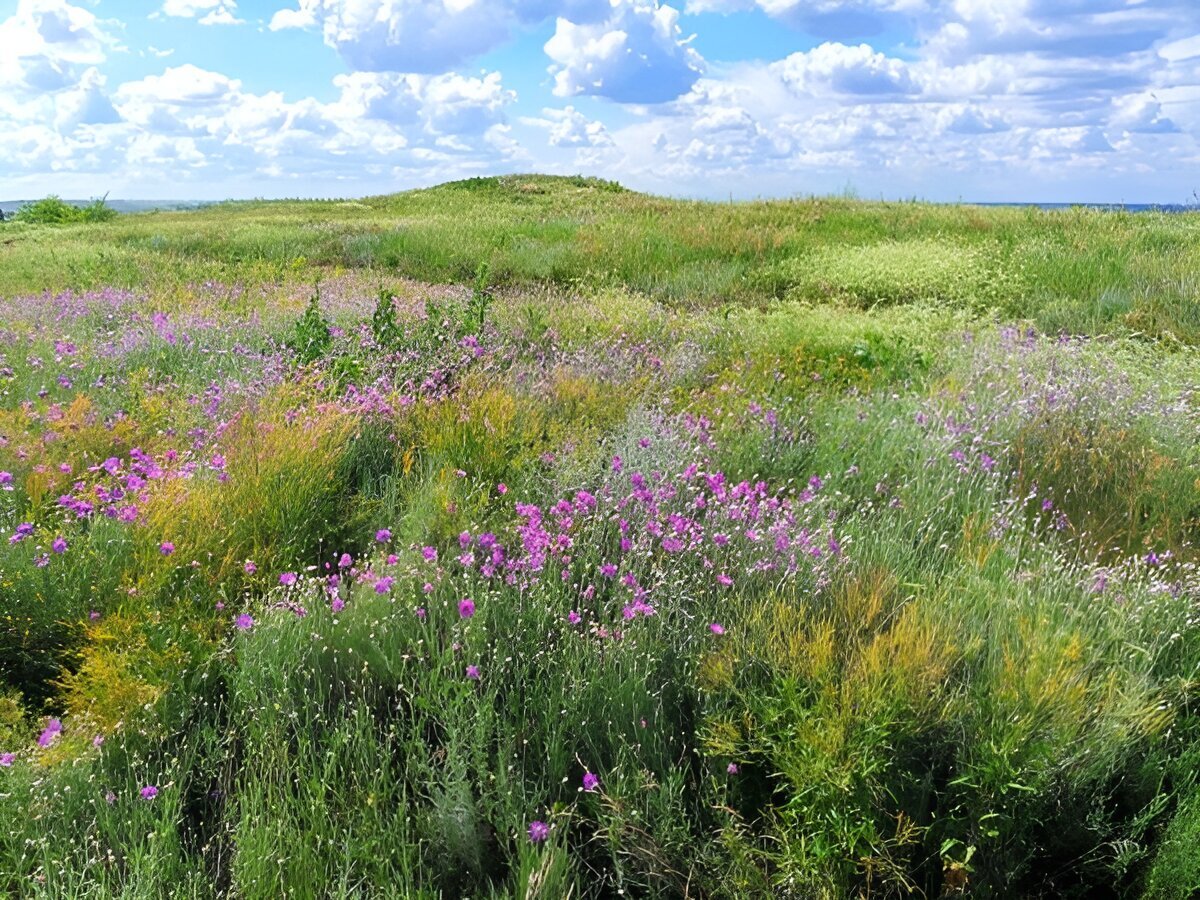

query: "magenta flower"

left=375, top=528, right=392, bottom=543
left=528, top=820, right=549, bottom=843
left=338, top=553, right=353, bottom=568
left=235, top=614, right=254, bottom=630
left=582, top=772, right=600, bottom=792
left=279, top=572, right=297, bottom=586
left=727, top=762, right=739, bottom=774
left=375, top=576, right=395, bottom=594
left=0, top=752, right=14, bottom=766
left=51, top=536, right=68, bottom=554
left=716, top=573, right=733, bottom=587
left=458, top=598, right=475, bottom=619
left=331, top=597, right=345, bottom=613
left=243, top=560, right=257, bottom=574
left=421, top=546, right=438, bottom=561
left=710, top=623, right=726, bottom=635
left=0, top=471, right=12, bottom=490
left=140, top=785, right=158, bottom=800
left=567, top=610, right=581, bottom=625
left=159, top=541, right=175, bottom=556
left=37, top=719, right=63, bottom=748
left=497, top=483, right=508, bottom=495
left=415, top=607, right=427, bottom=620
left=89, top=610, right=100, bottom=621
left=466, top=664, right=480, bottom=680
left=93, top=734, right=104, bottom=748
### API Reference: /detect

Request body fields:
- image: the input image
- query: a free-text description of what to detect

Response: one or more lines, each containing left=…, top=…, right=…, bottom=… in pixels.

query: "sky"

left=0, top=0, right=1198, bottom=202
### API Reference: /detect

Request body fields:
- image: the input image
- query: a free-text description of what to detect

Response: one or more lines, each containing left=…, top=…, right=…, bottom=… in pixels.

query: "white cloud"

left=545, top=0, right=704, bottom=102
left=161, top=0, right=243, bottom=23
left=0, top=0, right=115, bottom=94
left=771, top=42, right=918, bottom=95
left=523, top=105, right=613, bottom=146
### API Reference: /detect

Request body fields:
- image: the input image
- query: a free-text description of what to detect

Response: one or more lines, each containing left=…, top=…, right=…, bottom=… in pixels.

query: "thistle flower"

left=159, top=541, right=175, bottom=556
left=375, top=529, right=392, bottom=543
left=528, top=820, right=549, bottom=843
left=51, top=536, right=67, bottom=554
left=458, top=598, right=475, bottom=618
left=279, top=572, right=297, bottom=586
left=140, top=785, right=158, bottom=800
left=582, top=772, right=600, bottom=792
left=235, top=613, right=254, bottom=630
left=0, top=753, right=14, bottom=766
left=710, top=623, right=726, bottom=635
left=466, top=664, right=480, bottom=680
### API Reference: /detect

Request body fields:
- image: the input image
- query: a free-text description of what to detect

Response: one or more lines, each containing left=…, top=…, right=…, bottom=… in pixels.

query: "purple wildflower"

left=37, top=719, right=62, bottom=748
left=466, top=664, right=480, bottom=680
left=279, top=572, right=297, bottom=586
left=140, top=785, right=158, bottom=800
left=375, top=528, right=392, bottom=543
left=0, top=753, right=14, bottom=767
left=235, top=614, right=254, bottom=630
left=528, top=820, right=550, bottom=843
left=458, top=598, right=475, bottom=619
left=159, top=541, right=175, bottom=556
left=51, top=536, right=67, bottom=554
left=710, top=623, right=726, bottom=635
left=582, top=772, right=600, bottom=792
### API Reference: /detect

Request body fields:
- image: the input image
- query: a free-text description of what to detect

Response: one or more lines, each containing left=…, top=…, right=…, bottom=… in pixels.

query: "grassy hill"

left=0, top=175, right=1198, bottom=898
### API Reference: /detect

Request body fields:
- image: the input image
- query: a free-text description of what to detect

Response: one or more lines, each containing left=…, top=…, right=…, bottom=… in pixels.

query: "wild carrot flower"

left=458, top=598, right=475, bottom=618
left=140, top=785, right=158, bottom=800
left=528, top=820, right=549, bottom=843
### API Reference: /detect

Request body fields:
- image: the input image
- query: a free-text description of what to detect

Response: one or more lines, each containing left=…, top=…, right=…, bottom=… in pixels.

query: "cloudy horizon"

left=1, top=0, right=1198, bottom=203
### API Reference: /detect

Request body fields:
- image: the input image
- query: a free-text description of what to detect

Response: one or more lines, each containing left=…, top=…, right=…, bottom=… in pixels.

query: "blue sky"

left=1, top=0, right=1198, bottom=202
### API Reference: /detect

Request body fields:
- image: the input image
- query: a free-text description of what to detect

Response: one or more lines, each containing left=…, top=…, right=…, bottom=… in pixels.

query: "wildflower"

left=710, top=623, right=726, bottom=635
left=528, top=820, right=550, bottom=843
left=38, top=719, right=62, bottom=748
left=415, top=607, right=427, bottom=621
left=0, top=753, right=14, bottom=767
left=337, top=553, right=353, bottom=568
left=375, top=528, right=392, bottom=543
left=582, top=772, right=600, bottom=792
left=727, top=763, right=739, bottom=774
left=716, top=573, right=733, bottom=587
left=466, top=664, right=480, bottom=680
left=235, top=614, right=254, bottom=630
left=159, top=541, right=175, bottom=556
left=44, top=535, right=66, bottom=553
left=140, top=785, right=158, bottom=800
left=279, top=572, right=297, bottom=586
left=567, top=610, right=581, bottom=625
left=458, top=598, right=475, bottom=619
left=331, top=597, right=345, bottom=613
left=421, top=546, right=438, bottom=562
left=243, top=560, right=257, bottom=574
left=0, top=471, right=11, bottom=490
left=497, top=482, right=508, bottom=495
left=105, top=791, right=117, bottom=804
left=34, top=554, right=50, bottom=568
left=89, top=610, right=100, bottom=621
left=375, top=576, right=395, bottom=594
left=93, top=734, right=104, bottom=748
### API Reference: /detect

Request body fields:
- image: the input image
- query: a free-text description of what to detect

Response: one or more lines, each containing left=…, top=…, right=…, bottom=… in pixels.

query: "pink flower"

left=567, top=610, right=581, bottom=625
left=0, top=753, right=15, bottom=766
left=528, top=820, right=549, bottom=843
left=466, top=664, right=480, bottom=680
left=582, top=772, right=600, bottom=792
left=159, top=541, right=175, bottom=556
left=458, top=598, right=475, bottom=619
left=710, top=623, right=726, bottom=635
left=496, top=483, right=508, bottom=495
left=140, top=785, right=158, bottom=800
left=243, top=560, right=257, bottom=574
left=235, top=614, right=254, bottom=630
left=727, top=763, right=739, bottom=774
left=279, top=572, right=297, bottom=586
left=375, top=529, right=392, bottom=543
left=331, top=598, right=345, bottom=613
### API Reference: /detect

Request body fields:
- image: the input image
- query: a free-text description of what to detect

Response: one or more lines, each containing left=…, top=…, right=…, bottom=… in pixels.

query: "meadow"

left=0, top=175, right=1198, bottom=898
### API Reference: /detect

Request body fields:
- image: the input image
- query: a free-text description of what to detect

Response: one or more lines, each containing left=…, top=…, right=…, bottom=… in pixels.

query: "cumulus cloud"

left=771, top=42, right=918, bottom=95
left=0, top=0, right=115, bottom=94
left=162, top=0, right=244, bottom=25
left=545, top=0, right=704, bottom=102
left=522, top=105, right=614, bottom=146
